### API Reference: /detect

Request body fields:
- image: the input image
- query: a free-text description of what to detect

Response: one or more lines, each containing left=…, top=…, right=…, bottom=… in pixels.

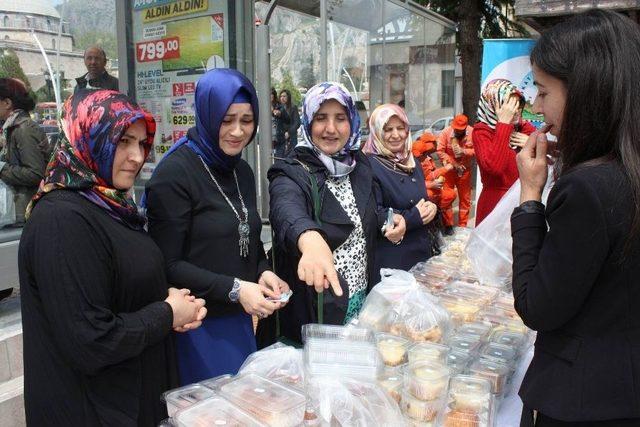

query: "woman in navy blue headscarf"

left=145, top=69, right=289, bottom=384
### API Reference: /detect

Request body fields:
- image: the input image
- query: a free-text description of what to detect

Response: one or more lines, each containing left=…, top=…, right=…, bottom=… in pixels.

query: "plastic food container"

left=405, top=361, right=450, bottom=401
left=441, top=281, right=499, bottom=306
left=358, top=291, right=393, bottom=330
left=447, top=350, right=473, bottom=375
left=439, top=295, right=482, bottom=325
left=238, top=347, right=304, bottom=387
left=376, top=333, right=410, bottom=367
left=447, top=375, right=492, bottom=412
left=219, top=374, right=306, bottom=427
left=304, top=338, right=382, bottom=380
left=410, top=262, right=454, bottom=282
left=301, top=323, right=376, bottom=344
left=174, top=396, right=267, bottom=427
left=378, top=366, right=404, bottom=403
left=468, top=359, right=510, bottom=396
left=164, top=384, right=216, bottom=417
left=456, top=322, right=493, bottom=341
left=480, top=342, right=517, bottom=366
left=408, top=341, right=450, bottom=364
left=447, top=334, right=482, bottom=355
left=401, top=389, right=446, bottom=422
left=199, top=374, right=235, bottom=391
left=489, top=330, right=528, bottom=353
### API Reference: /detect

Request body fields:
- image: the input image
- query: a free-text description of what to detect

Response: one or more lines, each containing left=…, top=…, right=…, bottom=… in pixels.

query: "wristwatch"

left=229, top=278, right=242, bottom=303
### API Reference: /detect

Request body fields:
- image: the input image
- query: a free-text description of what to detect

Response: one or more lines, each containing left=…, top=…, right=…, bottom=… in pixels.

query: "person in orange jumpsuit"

left=436, top=114, right=474, bottom=231
left=412, top=132, right=455, bottom=210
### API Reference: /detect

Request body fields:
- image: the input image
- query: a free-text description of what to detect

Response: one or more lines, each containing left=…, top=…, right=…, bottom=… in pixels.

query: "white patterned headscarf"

left=297, top=82, right=361, bottom=177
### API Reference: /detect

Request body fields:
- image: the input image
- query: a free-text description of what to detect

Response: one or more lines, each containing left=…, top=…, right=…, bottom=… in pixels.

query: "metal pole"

left=256, top=23, right=272, bottom=218
left=31, top=32, right=61, bottom=113
left=55, top=3, right=65, bottom=114
left=320, top=0, right=328, bottom=82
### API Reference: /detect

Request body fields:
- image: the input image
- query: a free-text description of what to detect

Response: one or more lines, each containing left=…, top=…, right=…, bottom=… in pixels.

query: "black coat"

left=511, top=161, right=640, bottom=422
left=262, top=148, right=381, bottom=344
left=369, top=155, right=434, bottom=283
left=274, top=104, right=300, bottom=148
left=74, top=71, right=119, bottom=92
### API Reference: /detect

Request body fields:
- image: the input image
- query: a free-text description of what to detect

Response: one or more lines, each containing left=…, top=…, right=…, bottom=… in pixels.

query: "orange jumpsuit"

left=437, top=126, right=474, bottom=227
left=420, top=156, right=457, bottom=212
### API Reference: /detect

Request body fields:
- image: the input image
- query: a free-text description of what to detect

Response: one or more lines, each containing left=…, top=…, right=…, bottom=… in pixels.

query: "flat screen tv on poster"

left=162, top=14, right=224, bottom=75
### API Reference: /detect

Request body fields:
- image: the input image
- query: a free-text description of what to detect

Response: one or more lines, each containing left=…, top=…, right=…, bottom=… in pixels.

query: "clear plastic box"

left=376, top=333, right=410, bottom=367
left=219, top=373, right=306, bottom=427
left=174, top=395, right=267, bottom=427
left=480, top=342, right=517, bottom=367
left=301, top=323, right=375, bottom=344
left=408, top=341, right=450, bottom=364
left=456, top=322, right=493, bottom=341
left=441, top=281, right=499, bottom=306
left=447, top=334, right=483, bottom=355
left=401, top=389, right=446, bottom=422
left=489, top=330, right=528, bottom=353
left=439, top=295, right=482, bottom=325
left=447, top=350, right=473, bottom=375
left=405, top=361, right=451, bottom=401
left=378, top=365, right=405, bottom=403
left=199, top=374, right=234, bottom=391
left=304, top=338, right=382, bottom=380
left=468, top=359, right=510, bottom=396
left=163, top=384, right=216, bottom=417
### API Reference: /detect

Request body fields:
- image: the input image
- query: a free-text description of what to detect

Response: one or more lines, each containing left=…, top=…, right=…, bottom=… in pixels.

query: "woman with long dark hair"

left=512, top=9, right=640, bottom=426
left=273, top=89, right=300, bottom=158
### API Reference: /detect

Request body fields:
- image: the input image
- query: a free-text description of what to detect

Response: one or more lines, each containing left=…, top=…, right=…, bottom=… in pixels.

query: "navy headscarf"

left=162, top=68, right=259, bottom=173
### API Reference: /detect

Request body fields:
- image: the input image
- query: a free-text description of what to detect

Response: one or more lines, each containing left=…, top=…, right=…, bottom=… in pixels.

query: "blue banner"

left=481, top=39, right=543, bottom=127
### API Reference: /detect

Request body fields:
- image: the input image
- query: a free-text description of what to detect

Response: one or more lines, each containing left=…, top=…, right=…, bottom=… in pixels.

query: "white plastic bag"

left=0, top=181, right=15, bottom=227
left=238, top=346, right=305, bottom=388
left=466, top=167, right=554, bottom=286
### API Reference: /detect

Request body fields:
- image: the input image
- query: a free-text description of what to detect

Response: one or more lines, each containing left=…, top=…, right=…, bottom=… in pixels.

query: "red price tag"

left=136, top=37, right=180, bottom=63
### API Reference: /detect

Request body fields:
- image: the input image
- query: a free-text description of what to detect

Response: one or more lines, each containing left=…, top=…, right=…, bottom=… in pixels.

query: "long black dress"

left=19, top=190, right=177, bottom=426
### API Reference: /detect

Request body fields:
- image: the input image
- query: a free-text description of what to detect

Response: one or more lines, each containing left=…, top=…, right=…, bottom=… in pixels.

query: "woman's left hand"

left=259, top=271, right=291, bottom=306
left=418, top=200, right=438, bottom=225
left=384, top=214, right=406, bottom=244
left=516, top=130, right=550, bottom=203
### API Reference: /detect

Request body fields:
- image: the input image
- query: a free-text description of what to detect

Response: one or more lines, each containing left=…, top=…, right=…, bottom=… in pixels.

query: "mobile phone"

left=381, top=208, right=394, bottom=234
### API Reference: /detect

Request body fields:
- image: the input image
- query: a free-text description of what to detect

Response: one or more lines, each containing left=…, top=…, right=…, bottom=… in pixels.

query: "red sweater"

left=473, top=121, right=537, bottom=224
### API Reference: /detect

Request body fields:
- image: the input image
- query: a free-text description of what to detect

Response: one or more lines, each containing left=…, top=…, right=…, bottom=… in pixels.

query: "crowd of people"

left=3, top=8, right=639, bottom=427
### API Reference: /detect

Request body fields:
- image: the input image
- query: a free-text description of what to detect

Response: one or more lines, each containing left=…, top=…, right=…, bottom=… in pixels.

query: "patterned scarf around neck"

left=362, top=103, right=415, bottom=173
left=26, top=90, right=155, bottom=230
left=297, top=82, right=361, bottom=178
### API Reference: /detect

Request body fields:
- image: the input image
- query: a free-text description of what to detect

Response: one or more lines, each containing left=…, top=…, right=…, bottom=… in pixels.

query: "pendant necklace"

left=198, top=156, right=250, bottom=257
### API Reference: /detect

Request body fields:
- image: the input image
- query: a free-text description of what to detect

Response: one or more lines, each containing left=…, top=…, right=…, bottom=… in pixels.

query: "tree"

left=278, top=69, right=303, bottom=107
left=297, top=56, right=316, bottom=90
left=0, top=49, right=32, bottom=91
left=416, top=1, right=529, bottom=123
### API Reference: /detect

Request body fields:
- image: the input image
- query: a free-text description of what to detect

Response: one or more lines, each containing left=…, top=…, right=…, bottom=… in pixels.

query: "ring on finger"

left=257, top=312, right=266, bottom=319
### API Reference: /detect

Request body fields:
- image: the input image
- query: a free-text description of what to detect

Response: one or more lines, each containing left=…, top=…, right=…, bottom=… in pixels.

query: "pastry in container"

left=377, top=333, right=410, bottom=366
left=238, top=346, right=304, bottom=387
left=488, top=330, right=528, bottom=354
left=468, top=359, right=510, bottom=396
left=219, top=373, right=306, bottom=427
left=401, top=389, right=446, bottom=422
left=439, top=295, right=481, bottom=325
left=163, top=384, right=215, bottom=417
left=358, top=290, right=393, bottom=330
left=442, top=376, right=495, bottom=427
left=174, top=395, right=266, bottom=427
left=378, top=366, right=404, bottom=403
left=447, top=334, right=482, bottom=355
left=405, top=361, right=450, bottom=401
left=447, top=350, right=473, bottom=375
left=441, top=281, right=499, bottom=306
left=408, top=341, right=450, bottom=364
left=479, top=342, right=517, bottom=367
left=456, top=322, right=493, bottom=341
left=199, top=374, right=234, bottom=391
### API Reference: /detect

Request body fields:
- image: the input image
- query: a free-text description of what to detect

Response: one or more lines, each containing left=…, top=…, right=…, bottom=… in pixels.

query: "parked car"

left=426, top=116, right=453, bottom=136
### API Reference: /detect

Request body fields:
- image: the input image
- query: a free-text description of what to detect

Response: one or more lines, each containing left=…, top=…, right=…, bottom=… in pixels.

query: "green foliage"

left=278, top=69, right=303, bottom=107
left=417, top=1, right=530, bottom=40
left=0, top=50, right=31, bottom=91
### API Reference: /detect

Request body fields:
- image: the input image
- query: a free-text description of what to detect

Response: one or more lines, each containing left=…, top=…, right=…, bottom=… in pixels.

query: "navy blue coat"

left=260, top=148, right=381, bottom=344
left=368, top=155, right=434, bottom=283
